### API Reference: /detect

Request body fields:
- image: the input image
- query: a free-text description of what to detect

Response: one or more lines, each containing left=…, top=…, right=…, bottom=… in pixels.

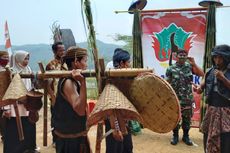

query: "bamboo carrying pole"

left=19, top=68, right=152, bottom=79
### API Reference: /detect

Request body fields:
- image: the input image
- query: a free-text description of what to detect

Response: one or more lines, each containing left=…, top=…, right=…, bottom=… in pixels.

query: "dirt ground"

left=0, top=112, right=204, bottom=153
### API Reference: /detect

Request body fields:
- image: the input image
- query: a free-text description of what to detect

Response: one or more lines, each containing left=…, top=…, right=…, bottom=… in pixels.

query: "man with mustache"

left=166, top=49, right=204, bottom=146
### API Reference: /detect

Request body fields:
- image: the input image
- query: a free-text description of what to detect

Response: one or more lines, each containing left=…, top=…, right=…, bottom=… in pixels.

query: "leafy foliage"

left=113, top=34, right=133, bottom=55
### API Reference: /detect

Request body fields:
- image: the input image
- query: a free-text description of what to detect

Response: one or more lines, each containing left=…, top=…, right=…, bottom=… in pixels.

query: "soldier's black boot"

left=182, top=129, right=193, bottom=146
left=171, top=129, right=179, bottom=145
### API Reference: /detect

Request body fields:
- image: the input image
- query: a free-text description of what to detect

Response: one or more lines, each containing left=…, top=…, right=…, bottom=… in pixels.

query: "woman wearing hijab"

left=3, top=50, right=38, bottom=153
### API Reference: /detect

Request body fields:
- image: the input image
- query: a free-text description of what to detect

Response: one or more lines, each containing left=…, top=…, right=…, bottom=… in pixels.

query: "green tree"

left=113, top=34, right=133, bottom=56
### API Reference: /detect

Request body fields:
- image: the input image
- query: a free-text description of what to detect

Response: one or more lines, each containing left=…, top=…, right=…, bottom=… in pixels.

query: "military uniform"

left=166, top=61, right=194, bottom=145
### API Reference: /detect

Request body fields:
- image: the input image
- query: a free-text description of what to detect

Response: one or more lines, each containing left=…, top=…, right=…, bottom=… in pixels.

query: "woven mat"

left=129, top=74, right=180, bottom=133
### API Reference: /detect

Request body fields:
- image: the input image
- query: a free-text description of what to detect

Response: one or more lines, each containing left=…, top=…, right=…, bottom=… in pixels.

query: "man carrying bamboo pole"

left=105, top=48, right=133, bottom=153
left=52, top=46, right=91, bottom=153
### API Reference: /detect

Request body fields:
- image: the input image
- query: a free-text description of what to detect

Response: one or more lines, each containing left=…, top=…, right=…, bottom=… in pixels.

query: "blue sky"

left=0, top=0, right=230, bottom=45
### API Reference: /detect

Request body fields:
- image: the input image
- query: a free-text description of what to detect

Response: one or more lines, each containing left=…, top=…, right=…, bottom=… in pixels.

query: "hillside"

left=0, top=40, right=121, bottom=71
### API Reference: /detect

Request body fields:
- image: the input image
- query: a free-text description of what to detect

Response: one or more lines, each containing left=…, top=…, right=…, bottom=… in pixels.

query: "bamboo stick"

left=18, top=68, right=153, bottom=79
left=38, top=63, right=48, bottom=146
left=43, top=81, right=48, bottom=146
left=106, top=68, right=153, bottom=77
left=13, top=103, right=24, bottom=141
left=95, top=59, right=105, bottom=153
left=115, top=7, right=208, bottom=14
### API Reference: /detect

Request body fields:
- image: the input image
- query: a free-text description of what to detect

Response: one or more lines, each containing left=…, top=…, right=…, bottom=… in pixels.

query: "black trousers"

left=55, top=136, right=90, bottom=153
left=0, top=110, right=6, bottom=141
left=105, top=119, right=133, bottom=153
left=3, top=117, right=36, bottom=153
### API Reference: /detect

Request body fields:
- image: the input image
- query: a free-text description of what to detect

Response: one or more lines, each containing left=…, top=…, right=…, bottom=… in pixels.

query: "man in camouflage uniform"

left=46, top=41, right=67, bottom=147
left=166, top=49, right=204, bottom=145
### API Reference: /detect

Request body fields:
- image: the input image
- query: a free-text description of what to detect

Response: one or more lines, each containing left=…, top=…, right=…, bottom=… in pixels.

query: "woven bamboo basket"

left=0, top=70, right=11, bottom=101
left=1, top=74, right=28, bottom=107
left=129, top=73, right=180, bottom=133
left=87, top=84, right=142, bottom=128
left=25, top=90, right=43, bottom=112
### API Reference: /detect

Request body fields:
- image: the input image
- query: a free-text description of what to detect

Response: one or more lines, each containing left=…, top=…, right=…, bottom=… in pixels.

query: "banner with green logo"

left=141, top=10, right=207, bottom=127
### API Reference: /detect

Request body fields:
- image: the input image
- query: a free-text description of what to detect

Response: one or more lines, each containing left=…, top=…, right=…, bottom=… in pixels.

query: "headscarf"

left=12, top=50, right=31, bottom=74
left=10, top=50, right=32, bottom=117
left=63, top=46, right=88, bottom=60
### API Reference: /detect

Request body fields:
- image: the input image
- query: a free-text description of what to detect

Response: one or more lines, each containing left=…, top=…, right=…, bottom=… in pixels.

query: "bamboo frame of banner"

left=115, top=7, right=208, bottom=14
left=200, top=3, right=218, bottom=130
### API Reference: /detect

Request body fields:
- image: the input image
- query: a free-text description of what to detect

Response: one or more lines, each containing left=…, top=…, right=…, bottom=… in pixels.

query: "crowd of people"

left=0, top=42, right=229, bottom=153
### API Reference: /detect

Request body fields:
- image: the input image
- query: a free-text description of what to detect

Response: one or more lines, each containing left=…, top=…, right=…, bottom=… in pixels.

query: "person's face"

left=119, top=60, right=131, bottom=68
left=75, top=56, right=88, bottom=70
left=22, top=54, right=29, bottom=67
left=176, top=52, right=188, bottom=64
left=0, top=54, right=9, bottom=67
left=56, top=45, right=65, bottom=58
left=213, top=55, right=224, bottom=69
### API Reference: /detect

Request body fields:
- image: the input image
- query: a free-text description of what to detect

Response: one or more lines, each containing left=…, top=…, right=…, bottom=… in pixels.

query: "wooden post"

left=95, top=58, right=105, bottom=153
left=38, top=62, right=48, bottom=146
left=13, top=102, right=24, bottom=141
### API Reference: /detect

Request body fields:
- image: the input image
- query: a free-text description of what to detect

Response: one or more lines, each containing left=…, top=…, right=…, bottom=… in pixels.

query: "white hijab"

left=10, top=50, right=32, bottom=117
left=12, top=50, right=31, bottom=74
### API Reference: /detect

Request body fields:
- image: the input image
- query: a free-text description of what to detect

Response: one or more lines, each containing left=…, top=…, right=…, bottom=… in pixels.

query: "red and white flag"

left=5, top=21, right=12, bottom=51
left=4, top=21, right=13, bottom=66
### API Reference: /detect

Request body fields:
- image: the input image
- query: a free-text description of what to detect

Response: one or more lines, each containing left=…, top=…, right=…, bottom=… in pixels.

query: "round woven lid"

left=87, top=84, right=142, bottom=128
left=129, top=74, right=180, bottom=133
left=2, top=74, right=28, bottom=103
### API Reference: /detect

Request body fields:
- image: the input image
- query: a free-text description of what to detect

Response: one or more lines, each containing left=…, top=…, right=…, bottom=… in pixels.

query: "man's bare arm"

left=63, top=79, right=87, bottom=116
left=188, top=57, right=204, bottom=77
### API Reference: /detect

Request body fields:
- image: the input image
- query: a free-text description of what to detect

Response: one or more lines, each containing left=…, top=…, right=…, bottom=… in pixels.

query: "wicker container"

left=25, top=90, right=43, bottom=112
left=129, top=73, right=181, bottom=133
left=87, top=84, right=142, bottom=128
left=0, top=70, right=11, bottom=101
